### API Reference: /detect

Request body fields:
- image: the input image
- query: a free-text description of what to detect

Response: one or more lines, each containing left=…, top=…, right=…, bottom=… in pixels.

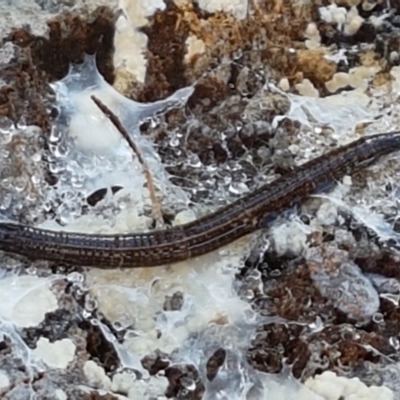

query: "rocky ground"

left=1, top=0, right=400, bottom=399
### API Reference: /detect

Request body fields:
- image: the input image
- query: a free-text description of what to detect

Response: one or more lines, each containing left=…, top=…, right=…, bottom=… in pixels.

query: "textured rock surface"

left=1, top=0, right=400, bottom=399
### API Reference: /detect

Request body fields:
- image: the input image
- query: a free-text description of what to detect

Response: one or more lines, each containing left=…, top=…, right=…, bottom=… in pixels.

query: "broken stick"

left=91, top=95, right=165, bottom=229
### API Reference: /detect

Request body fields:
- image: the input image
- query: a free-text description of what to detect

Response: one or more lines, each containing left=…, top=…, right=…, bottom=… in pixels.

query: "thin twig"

left=91, top=95, right=164, bottom=229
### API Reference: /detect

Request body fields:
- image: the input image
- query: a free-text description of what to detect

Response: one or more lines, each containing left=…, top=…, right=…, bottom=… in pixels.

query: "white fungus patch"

left=260, top=368, right=325, bottom=400
left=195, top=0, right=248, bottom=20
left=277, top=77, right=290, bottom=91
left=55, top=389, right=68, bottom=400
left=270, top=84, right=374, bottom=144
left=0, top=274, right=58, bottom=328
left=125, top=375, right=169, bottom=399
left=113, top=0, right=167, bottom=86
left=315, top=200, right=339, bottom=226
left=0, top=370, right=10, bottom=392
left=319, top=4, right=347, bottom=29
left=86, top=235, right=256, bottom=357
left=83, top=360, right=112, bottom=390
left=325, top=72, right=351, bottom=93
left=343, top=6, right=364, bottom=36
left=295, top=78, right=320, bottom=97
left=305, top=371, right=394, bottom=400
left=44, top=55, right=194, bottom=227
left=270, top=217, right=311, bottom=257
left=111, top=371, right=137, bottom=394
left=33, top=337, right=76, bottom=369
left=305, top=22, right=321, bottom=50
left=51, top=54, right=193, bottom=157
